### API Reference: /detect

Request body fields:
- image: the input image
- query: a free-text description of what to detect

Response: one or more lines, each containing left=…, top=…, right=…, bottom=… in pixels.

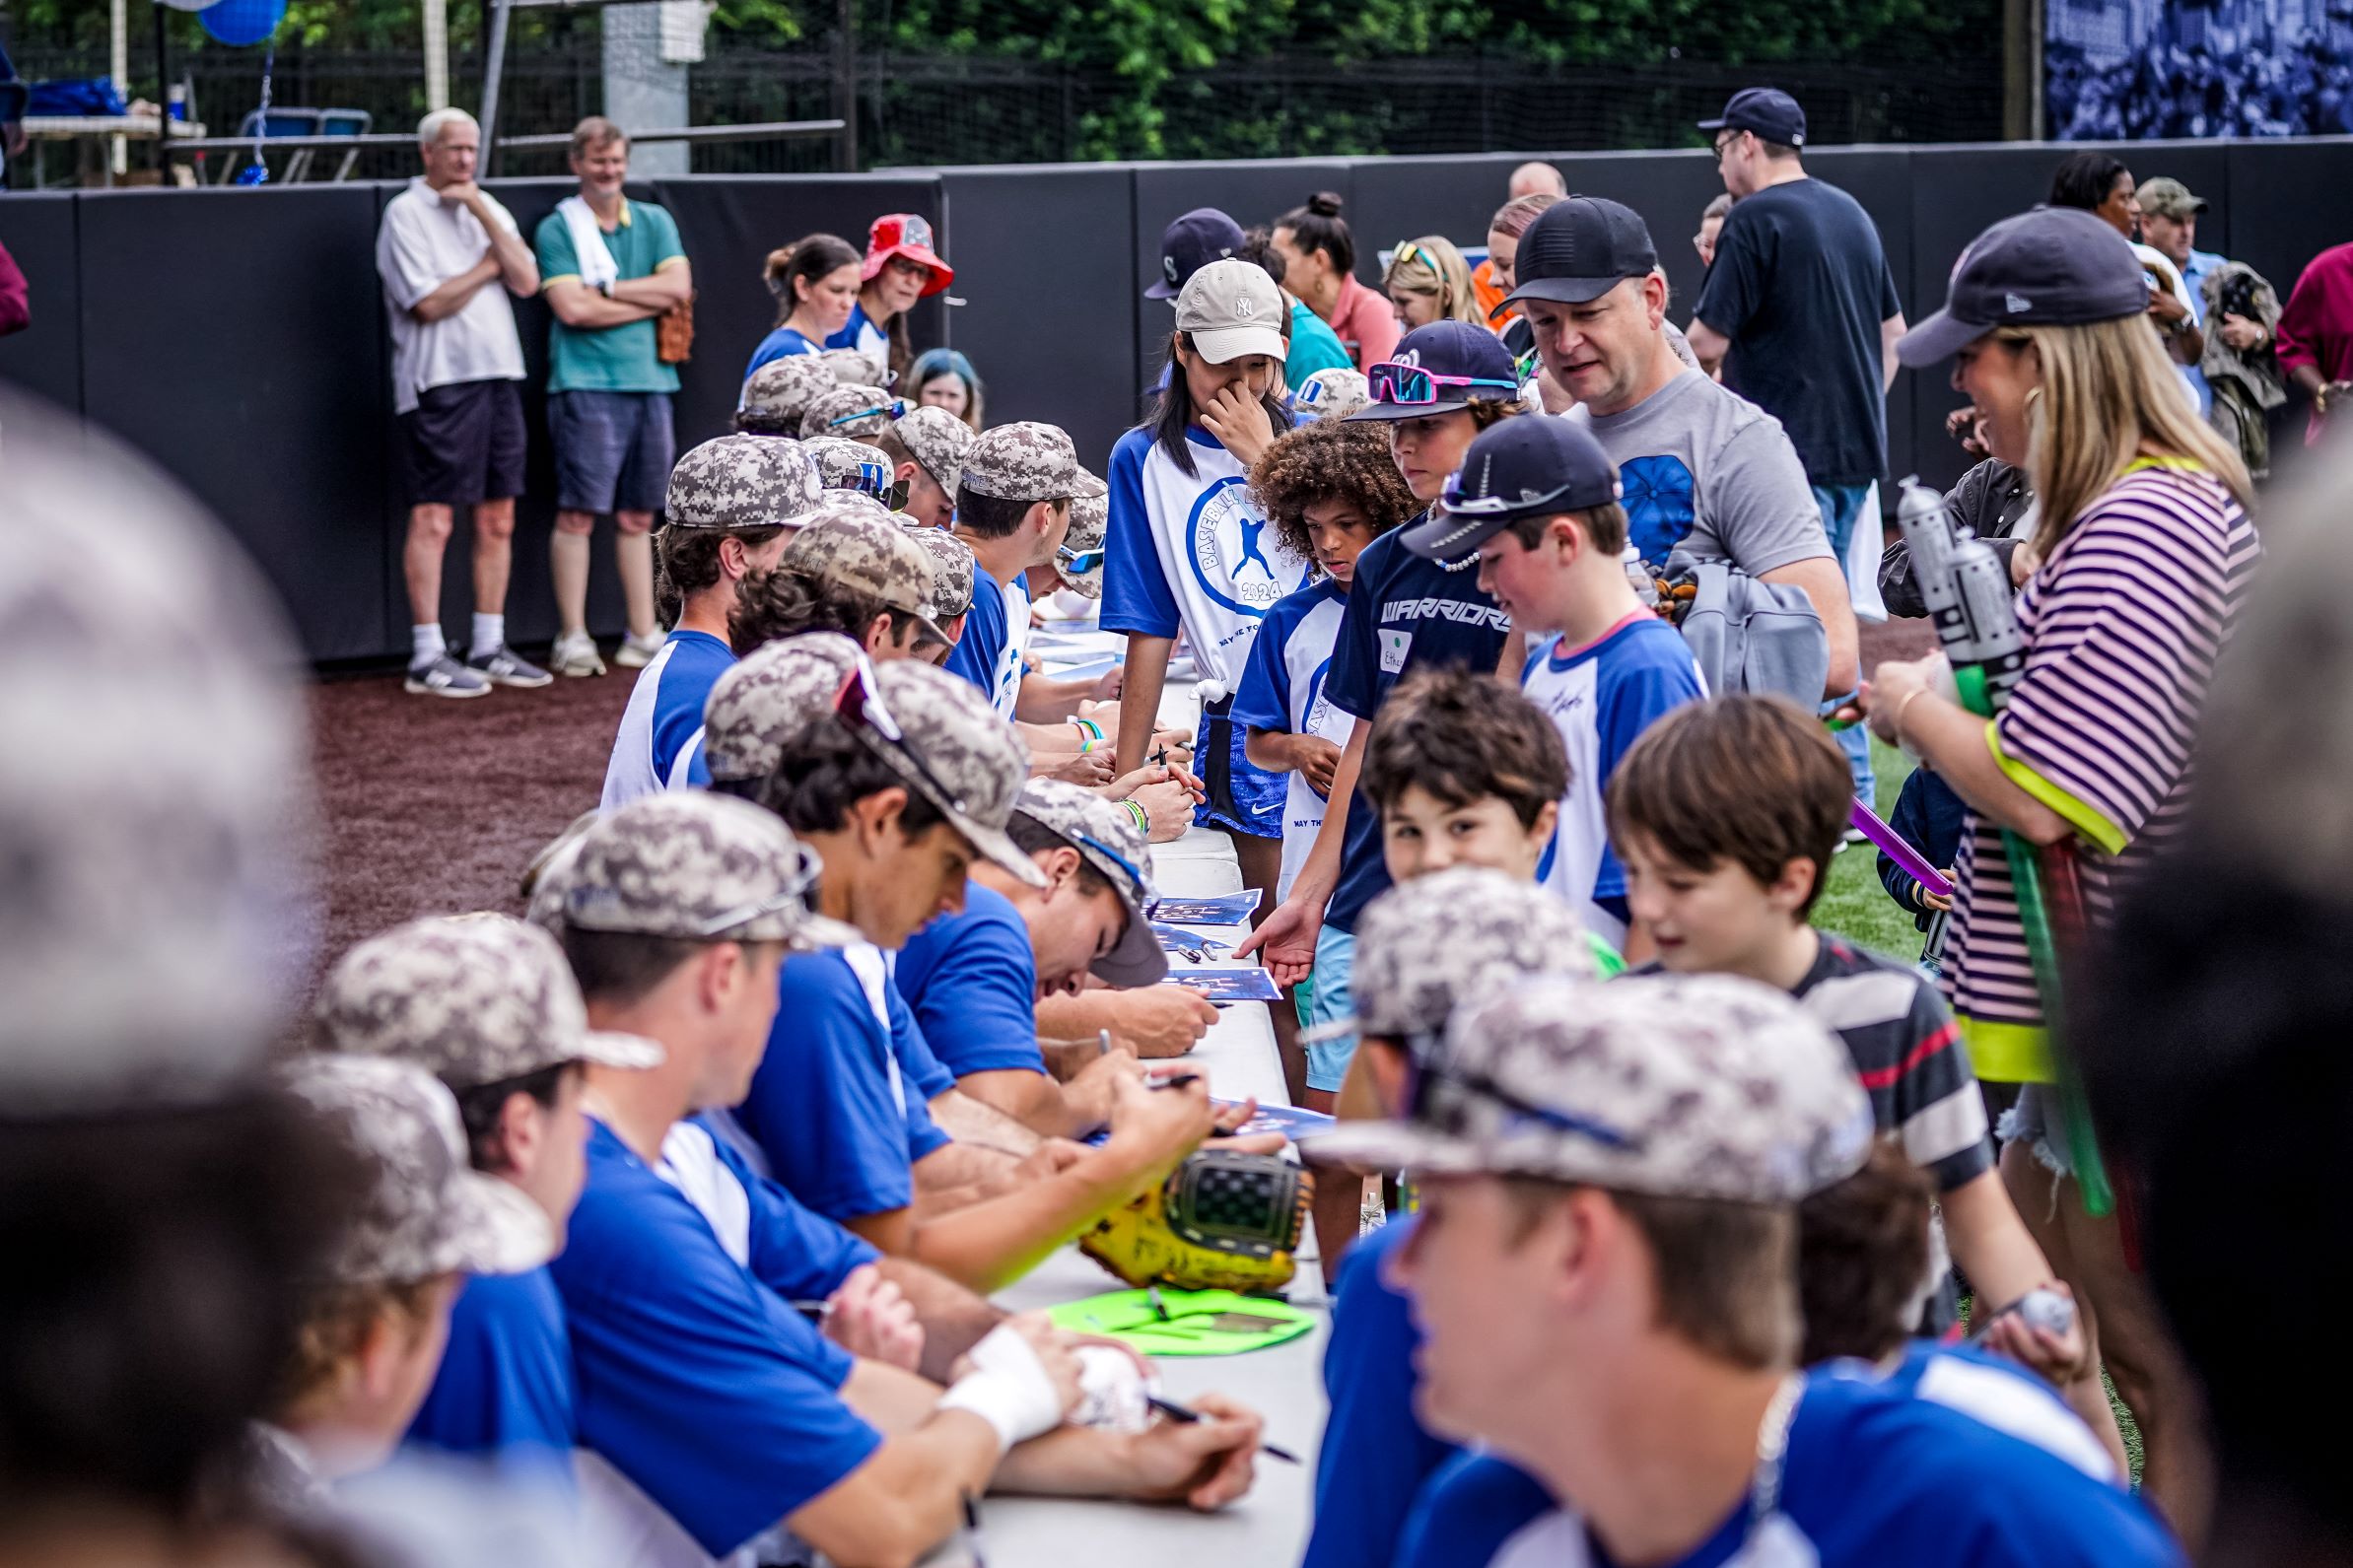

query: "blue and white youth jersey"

left=1518, top=612, right=1704, bottom=944
left=1849, top=1341, right=2118, bottom=1482
left=1102, top=423, right=1310, bottom=697
left=944, top=568, right=1029, bottom=718
left=825, top=303, right=891, bottom=367
left=1230, top=578, right=1350, bottom=900
left=600, top=631, right=736, bottom=811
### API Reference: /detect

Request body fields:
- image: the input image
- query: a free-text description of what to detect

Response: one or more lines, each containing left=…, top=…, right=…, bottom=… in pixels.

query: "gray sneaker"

left=550, top=632, right=607, bottom=678
left=466, top=645, right=553, bottom=689
left=404, top=652, right=492, bottom=700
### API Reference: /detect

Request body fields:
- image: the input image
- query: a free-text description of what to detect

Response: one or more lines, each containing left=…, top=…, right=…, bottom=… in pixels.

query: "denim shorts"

left=1998, top=1083, right=2075, bottom=1179
left=1193, top=693, right=1285, bottom=840
left=1302, top=925, right=1357, bottom=1093
left=549, top=388, right=675, bottom=515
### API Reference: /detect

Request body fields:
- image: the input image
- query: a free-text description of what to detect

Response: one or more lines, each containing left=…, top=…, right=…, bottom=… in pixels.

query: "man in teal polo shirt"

left=534, top=116, right=695, bottom=678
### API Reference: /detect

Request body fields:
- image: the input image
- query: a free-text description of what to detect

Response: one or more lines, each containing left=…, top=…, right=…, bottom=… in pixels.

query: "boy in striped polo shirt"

left=1606, top=695, right=2122, bottom=1468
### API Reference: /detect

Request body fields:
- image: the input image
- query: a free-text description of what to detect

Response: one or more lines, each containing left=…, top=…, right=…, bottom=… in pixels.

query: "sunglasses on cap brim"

left=1367, top=362, right=1520, bottom=406
left=1056, top=544, right=1105, bottom=577
left=687, top=841, right=828, bottom=937
left=830, top=399, right=909, bottom=430
left=839, top=456, right=912, bottom=511
left=831, top=654, right=975, bottom=822
left=1071, top=830, right=1145, bottom=898
left=1439, top=471, right=1604, bottom=517
left=1402, top=1028, right=1644, bottom=1150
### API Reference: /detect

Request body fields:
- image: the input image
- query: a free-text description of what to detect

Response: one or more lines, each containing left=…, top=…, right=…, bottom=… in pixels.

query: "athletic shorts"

left=549, top=388, right=675, bottom=514
left=399, top=377, right=526, bottom=508
left=1302, top=925, right=1356, bottom=1093
left=1193, top=693, right=1284, bottom=839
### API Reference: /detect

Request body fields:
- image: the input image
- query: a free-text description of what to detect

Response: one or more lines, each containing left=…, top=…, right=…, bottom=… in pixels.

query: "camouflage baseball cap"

left=840, top=658, right=1047, bottom=888
left=896, top=405, right=975, bottom=497
left=664, top=434, right=824, bottom=529
left=1057, top=480, right=1108, bottom=599
left=905, top=523, right=978, bottom=622
left=542, top=792, right=860, bottom=951
left=802, top=385, right=897, bottom=440
left=1291, top=367, right=1372, bottom=422
left=282, top=1055, right=553, bottom=1284
left=1337, top=868, right=1598, bottom=1043
left=804, top=436, right=900, bottom=504
left=958, top=421, right=1109, bottom=505
left=778, top=503, right=944, bottom=638
left=702, top=632, right=865, bottom=785
left=314, top=915, right=663, bottom=1092
left=1009, top=779, right=1166, bottom=986
left=1, top=392, right=315, bottom=1113
left=820, top=346, right=887, bottom=386
left=741, top=356, right=838, bottom=431
left=1308, top=973, right=1873, bottom=1203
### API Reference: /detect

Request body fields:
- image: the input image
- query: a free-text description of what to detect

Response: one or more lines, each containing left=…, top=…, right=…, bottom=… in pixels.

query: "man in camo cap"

left=754, top=500, right=946, bottom=659
left=259, top=1054, right=553, bottom=1488
left=904, top=525, right=978, bottom=664
left=735, top=354, right=837, bottom=438
left=802, top=384, right=897, bottom=441
left=701, top=631, right=866, bottom=791
left=604, top=434, right=824, bottom=809
left=949, top=422, right=1112, bottom=724
left=873, top=404, right=974, bottom=528
left=819, top=345, right=886, bottom=386
left=1054, top=484, right=1108, bottom=600
left=805, top=434, right=905, bottom=509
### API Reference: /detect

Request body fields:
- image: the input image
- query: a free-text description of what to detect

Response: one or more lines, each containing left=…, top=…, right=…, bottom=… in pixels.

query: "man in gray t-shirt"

left=1500, top=196, right=1857, bottom=698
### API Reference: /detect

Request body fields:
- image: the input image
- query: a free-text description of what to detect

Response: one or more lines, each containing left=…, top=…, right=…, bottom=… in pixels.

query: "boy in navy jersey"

left=1402, top=415, right=1704, bottom=954
left=1609, top=695, right=2119, bottom=1465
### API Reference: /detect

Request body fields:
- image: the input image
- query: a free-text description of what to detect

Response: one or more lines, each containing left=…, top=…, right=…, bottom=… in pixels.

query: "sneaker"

left=404, top=652, right=492, bottom=700
left=550, top=632, right=606, bottom=678
left=614, top=629, right=668, bottom=669
left=466, top=645, right=553, bottom=689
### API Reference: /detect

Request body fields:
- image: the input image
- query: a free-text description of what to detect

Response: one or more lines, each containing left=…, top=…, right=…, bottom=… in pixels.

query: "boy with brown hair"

left=1607, top=694, right=2119, bottom=1466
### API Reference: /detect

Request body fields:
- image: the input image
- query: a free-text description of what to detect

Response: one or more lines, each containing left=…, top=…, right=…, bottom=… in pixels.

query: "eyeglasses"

left=1056, top=543, right=1105, bottom=577
left=1403, top=1035, right=1644, bottom=1151
left=689, top=841, right=827, bottom=936
left=1367, top=361, right=1520, bottom=407
left=829, top=399, right=909, bottom=430
left=833, top=654, right=972, bottom=819
left=1711, top=130, right=1744, bottom=160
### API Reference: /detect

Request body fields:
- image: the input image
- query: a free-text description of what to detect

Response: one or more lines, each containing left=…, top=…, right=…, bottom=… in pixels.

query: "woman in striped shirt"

left=1866, top=207, right=2256, bottom=1550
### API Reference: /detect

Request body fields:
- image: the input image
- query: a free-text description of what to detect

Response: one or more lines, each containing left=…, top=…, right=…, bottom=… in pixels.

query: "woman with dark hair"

left=1272, top=192, right=1399, bottom=372
left=832, top=213, right=953, bottom=381
left=742, top=233, right=863, bottom=384
left=2047, top=152, right=2204, bottom=367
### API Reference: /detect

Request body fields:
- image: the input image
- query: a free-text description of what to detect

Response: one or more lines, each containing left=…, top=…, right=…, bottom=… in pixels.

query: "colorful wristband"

left=1123, top=799, right=1150, bottom=834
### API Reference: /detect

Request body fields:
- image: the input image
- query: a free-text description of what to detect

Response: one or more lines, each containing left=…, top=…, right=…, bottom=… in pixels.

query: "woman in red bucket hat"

left=832, top=212, right=952, bottom=379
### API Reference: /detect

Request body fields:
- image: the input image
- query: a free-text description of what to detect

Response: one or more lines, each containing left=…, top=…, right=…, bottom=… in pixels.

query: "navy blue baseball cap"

left=1348, top=320, right=1522, bottom=422
left=1501, top=197, right=1660, bottom=308
left=1400, top=415, right=1623, bottom=559
left=1698, top=88, right=1807, bottom=147
left=1146, top=208, right=1248, bottom=300
left=1897, top=207, right=2150, bottom=367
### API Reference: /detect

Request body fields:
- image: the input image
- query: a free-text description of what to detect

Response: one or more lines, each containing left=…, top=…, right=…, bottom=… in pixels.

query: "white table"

left=984, top=630, right=1331, bottom=1566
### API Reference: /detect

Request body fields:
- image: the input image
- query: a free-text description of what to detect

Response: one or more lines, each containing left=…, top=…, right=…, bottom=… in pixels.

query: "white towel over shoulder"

left=556, top=194, right=620, bottom=293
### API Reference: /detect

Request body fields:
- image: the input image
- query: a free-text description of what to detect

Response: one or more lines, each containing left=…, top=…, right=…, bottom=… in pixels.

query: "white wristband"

left=936, top=1325, right=1065, bottom=1453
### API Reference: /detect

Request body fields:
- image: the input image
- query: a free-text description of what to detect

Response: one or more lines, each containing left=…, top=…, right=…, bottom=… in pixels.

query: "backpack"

left=1657, top=548, right=1828, bottom=706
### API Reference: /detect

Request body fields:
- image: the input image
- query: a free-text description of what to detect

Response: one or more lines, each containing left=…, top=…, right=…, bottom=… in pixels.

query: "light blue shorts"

left=1303, top=925, right=1357, bottom=1093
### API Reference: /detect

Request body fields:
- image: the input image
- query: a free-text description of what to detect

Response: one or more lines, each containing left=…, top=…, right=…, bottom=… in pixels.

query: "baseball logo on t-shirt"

left=1186, top=476, right=1305, bottom=617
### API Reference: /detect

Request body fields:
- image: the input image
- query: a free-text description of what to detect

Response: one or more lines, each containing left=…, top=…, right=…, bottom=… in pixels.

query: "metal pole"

left=424, top=0, right=450, bottom=109
left=110, top=0, right=129, bottom=177
left=479, top=0, right=514, bottom=174
left=151, top=0, right=170, bottom=177
left=834, top=0, right=857, bottom=171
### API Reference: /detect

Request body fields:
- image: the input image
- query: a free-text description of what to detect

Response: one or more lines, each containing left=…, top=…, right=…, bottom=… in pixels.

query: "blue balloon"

left=198, top=0, right=286, bottom=46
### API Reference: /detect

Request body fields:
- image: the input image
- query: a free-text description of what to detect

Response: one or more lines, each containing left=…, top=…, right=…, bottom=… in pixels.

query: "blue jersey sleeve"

left=1326, top=534, right=1395, bottom=722
left=1230, top=591, right=1300, bottom=735
left=1303, top=1219, right=1460, bottom=1568
left=887, top=977, right=958, bottom=1114
left=1589, top=628, right=1707, bottom=900
left=557, top=1165, right=879, bottom=1557
left=405, top=1269, right=578, bottom=1487
left=735, top=953, right=918, bottom=1221
left=1394, top=1452, right=1556, bottom=1568
left=943, top=575, right=1006, bottom=698
left=709, top=1125, right=882, bottom=1303
left=1101, top=427, right=1182, bottom=640
left=897, top=895, right=1048, bottom=1079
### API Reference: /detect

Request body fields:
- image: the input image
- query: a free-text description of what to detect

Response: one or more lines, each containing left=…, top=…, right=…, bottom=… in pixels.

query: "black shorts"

left=399, top=377, right=527, bottom=508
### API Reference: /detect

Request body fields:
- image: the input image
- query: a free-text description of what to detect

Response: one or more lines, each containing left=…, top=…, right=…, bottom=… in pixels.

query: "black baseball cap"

left=1897, top=206, right=2150, bottom=367
left=1698, top=88, right=1807, bottom=147
left=1145, top=208, right=1247, bottom=300
left=1347, top=321, right=1522, bottom=422
left=1500, top=197, right=1660, bottom=308
left=1400, top=415, right=1623, bottom=560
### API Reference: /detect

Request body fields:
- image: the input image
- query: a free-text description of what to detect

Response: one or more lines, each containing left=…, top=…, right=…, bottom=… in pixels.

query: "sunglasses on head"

left=1367, top=361, right=1520, bottom=407
left=830, top=399, right=909, bottom=431
left=1402, top=1032, right=1644, bottom=1151
left=1056, top=543, right=1105, bottom=577
left=832, top=655, right=972, bottom=819
left=1071, top=830, right=1144, bottom=895
left=840, top=455, right=912, bottom=511
left=687, top=841, right=828, bottom=937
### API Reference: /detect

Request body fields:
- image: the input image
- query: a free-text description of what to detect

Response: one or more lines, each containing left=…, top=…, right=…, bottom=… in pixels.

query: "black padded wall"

left=0, top=193, right=82, bottom=414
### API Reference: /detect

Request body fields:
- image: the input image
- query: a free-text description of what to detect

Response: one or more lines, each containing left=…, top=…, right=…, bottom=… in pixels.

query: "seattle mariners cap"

left=1008, top=778, right=1168, bottom=987
left=1698, top=87, right=1808, bottom=147
left=530, top=791, right=861, bottom=951
left=1898, top=207, right=2151, bottom=367
left=1400, top=414, right=1623, bottom=559
left=1307, top=974, right=1874, bottom=1204
left=2135, top=176, right=2208, bottom=220
left=1502, top=196, right=1660, bottom=308
left=1176, top=258, right=1288, bottom=366
left=740, top=356, right=837, bottom=431
left=1, top=392, right=312, bottom=1113
left=665, top=434, right=824, bottom=528
left=1057, top=486, right=1108, bottom=599
left=1146, top=207, right=1248, bottom=301
left=1314, top=868, right=1601, bottom=1044
left=702, top=633, right=865, bottom=785
left=1350, top=320, right=1521, bottom=422
left=282, top=1055, right=553, bottom=1284
left=778, top=502, right=946, bottom=641
left=801, top=385, right=897, bottom=441
left=905, top=524, right=979, bottom=622
left=314, top=914, right=663, bottom=1090
left=895, top=405, right=975, bottom=497
left=959, top=421, right=1108, bottom=505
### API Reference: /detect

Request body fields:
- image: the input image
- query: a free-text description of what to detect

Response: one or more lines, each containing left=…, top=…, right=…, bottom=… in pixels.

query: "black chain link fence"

left=11, top=41, right=2005, bottom=178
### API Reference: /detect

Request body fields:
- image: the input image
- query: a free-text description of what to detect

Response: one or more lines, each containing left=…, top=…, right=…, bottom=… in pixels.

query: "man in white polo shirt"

left=376, top=107, right=548, bottom=699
